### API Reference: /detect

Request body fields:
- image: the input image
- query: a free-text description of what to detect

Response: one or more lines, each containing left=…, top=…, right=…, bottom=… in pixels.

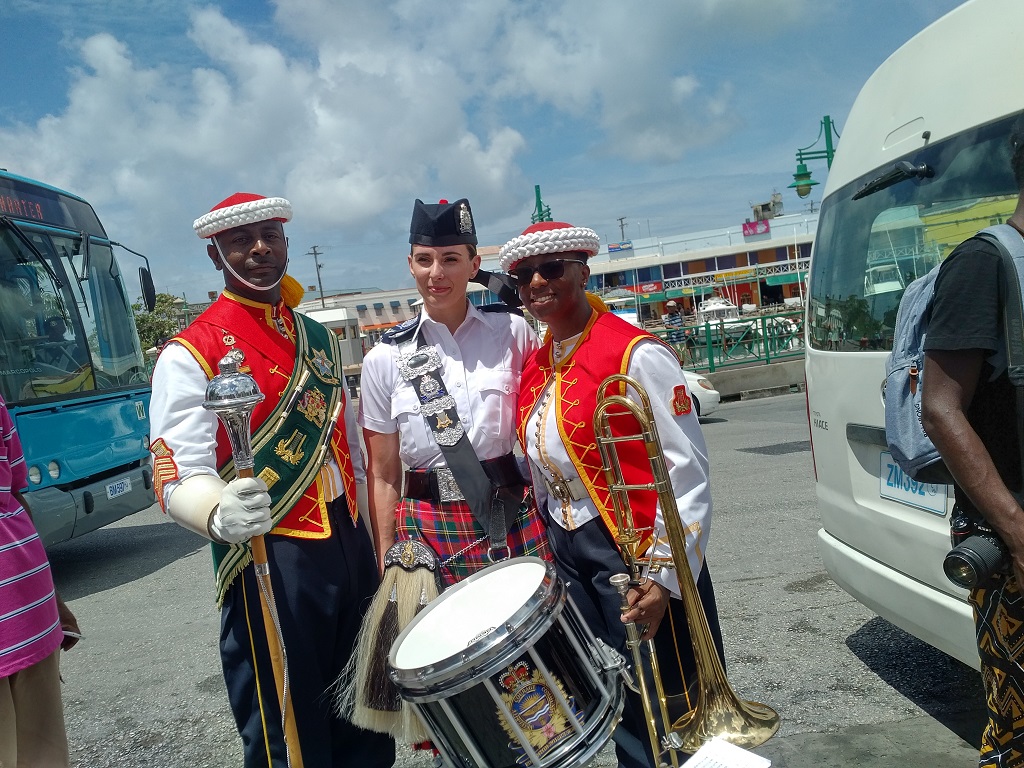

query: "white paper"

left=681, top=736, right=772, bottom=768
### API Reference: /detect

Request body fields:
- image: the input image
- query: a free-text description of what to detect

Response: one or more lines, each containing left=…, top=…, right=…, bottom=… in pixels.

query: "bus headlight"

left=28, top=466, right=42, bottom=485
left=47, top=461, right=61, bottom=480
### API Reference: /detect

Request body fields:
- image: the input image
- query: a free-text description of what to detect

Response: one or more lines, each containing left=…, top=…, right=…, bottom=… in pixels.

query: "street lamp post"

left=531, top=184, right=552, bottom=223
left=789, top=115, right=839, bottom=199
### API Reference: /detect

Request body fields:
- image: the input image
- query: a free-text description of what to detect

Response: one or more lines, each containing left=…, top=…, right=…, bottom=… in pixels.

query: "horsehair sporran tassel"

left=333, top=540, right=440, bottom=743
left=366, top=584, right=401, bottom=712
left=334, top=567, right=402, bottom=734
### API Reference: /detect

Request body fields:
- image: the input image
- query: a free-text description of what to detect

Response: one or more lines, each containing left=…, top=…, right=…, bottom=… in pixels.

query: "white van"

left=805, top=0, right=1024, bottom=668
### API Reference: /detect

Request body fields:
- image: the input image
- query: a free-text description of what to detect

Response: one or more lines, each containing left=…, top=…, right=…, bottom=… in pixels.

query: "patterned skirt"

left=396, top=489, right=551, bottom=586
left=972, top=572, right=1024, bottom=768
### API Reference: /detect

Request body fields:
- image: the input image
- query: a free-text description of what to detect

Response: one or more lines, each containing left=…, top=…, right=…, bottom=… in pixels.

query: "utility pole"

left=307, top=245, right=325, bottom=308
left=617, top=217, right=628, bottom=242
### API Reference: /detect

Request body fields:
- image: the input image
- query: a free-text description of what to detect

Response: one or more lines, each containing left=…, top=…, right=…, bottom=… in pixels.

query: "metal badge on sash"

left=397, top=345, right=465, bottom=447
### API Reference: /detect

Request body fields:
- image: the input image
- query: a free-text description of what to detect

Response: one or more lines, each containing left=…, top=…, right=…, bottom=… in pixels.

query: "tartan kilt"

left=396, top=488, right=551, bottom=585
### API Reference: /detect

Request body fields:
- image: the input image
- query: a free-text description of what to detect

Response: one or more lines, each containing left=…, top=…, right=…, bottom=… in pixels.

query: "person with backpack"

left=920, top=121, right=1024, bottom=768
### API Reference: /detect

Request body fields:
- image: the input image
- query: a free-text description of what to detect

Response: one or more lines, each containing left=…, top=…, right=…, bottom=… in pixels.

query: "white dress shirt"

left=359, top=304, right=540, bottom=468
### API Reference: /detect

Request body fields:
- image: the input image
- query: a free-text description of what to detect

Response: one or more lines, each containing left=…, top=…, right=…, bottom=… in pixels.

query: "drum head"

left=392, top=557, right=549, bottom=672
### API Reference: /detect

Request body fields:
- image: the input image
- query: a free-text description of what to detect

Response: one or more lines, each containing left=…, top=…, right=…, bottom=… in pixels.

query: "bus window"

left=52, top=235, right=147, bottom=389
left=0, top=221, right=148, bottom=404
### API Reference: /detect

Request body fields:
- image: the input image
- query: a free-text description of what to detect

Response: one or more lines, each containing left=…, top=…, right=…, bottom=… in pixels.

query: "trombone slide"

left=595, top=373, right=779, bottom=762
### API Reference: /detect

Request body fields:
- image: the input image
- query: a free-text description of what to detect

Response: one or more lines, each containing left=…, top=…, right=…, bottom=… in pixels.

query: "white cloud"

left=0, top=0, right=967, bottom=299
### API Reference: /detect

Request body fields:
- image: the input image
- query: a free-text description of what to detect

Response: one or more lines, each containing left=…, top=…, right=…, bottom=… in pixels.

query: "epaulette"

left=478, top=303, right=524, bottom=316
left=381, top=315, right=420, bottom=345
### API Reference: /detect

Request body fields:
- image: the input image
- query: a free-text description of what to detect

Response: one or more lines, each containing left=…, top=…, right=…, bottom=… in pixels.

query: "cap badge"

left=457, top=202, right=474, bottom=235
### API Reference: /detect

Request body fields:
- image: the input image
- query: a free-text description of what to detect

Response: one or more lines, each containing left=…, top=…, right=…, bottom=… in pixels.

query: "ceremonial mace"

left=204, top=349, right=303, bottom=768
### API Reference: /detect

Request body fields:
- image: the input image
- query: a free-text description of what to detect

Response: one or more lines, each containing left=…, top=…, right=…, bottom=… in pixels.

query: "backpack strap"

left=977, top=224, right=1024, bottom=489
left=979, top=225, right=1024, bottom=383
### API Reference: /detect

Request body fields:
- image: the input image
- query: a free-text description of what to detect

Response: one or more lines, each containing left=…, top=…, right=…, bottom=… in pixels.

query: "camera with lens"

left=943, top=509, right=1009, bottom=589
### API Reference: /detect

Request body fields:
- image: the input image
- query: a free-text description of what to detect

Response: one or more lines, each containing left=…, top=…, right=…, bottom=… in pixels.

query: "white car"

left=683, top=370, right=719, bottom=418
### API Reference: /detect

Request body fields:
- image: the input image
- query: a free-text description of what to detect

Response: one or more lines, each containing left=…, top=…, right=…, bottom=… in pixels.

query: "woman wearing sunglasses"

left=501, top=220, right=725, bottom=768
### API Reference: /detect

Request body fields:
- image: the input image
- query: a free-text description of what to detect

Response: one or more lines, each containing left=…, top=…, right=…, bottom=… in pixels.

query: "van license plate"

left=878, top=451, right=946, bottom=515
left=106, top=477, right=132, bottom=499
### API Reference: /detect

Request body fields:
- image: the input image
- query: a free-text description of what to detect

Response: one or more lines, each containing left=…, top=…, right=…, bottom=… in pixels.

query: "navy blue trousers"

left=220, top=498, right=396, bottom=768
left=547, top=518, right=725, bottom=768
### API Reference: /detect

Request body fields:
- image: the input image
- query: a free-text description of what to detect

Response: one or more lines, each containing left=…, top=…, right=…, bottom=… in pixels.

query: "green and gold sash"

left=211, top=314, right=346, bottom=604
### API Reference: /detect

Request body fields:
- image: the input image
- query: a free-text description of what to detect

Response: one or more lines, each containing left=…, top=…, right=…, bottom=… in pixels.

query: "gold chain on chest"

left=535, top=377, right=576, bottom=529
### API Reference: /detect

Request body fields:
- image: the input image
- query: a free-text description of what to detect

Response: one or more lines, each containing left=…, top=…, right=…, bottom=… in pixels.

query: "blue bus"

left=0, top=169, right=157, bottom=545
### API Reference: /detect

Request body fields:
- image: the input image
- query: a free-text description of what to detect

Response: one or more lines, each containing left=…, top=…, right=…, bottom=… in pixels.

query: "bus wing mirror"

left=139, top=267, right=156, bottom=312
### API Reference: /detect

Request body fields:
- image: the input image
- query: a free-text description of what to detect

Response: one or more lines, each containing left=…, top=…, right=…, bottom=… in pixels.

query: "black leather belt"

left=404, top=453, right=525, bottom=503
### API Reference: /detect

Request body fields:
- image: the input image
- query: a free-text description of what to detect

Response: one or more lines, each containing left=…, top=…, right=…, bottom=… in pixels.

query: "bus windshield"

left=808, top=111, right=1022, bottom=352
left=0, top=218, right=148, bottom=404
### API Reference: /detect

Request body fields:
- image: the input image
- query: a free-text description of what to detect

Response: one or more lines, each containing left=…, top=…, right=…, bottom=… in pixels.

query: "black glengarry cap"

left=409, top=198, right=477, bottom=247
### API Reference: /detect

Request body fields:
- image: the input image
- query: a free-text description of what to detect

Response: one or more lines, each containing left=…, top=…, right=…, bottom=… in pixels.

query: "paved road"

left=47, top=393, right=984, bottom=766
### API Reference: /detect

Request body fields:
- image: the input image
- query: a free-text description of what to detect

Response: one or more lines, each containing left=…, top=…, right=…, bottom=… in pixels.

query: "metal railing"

left=650, top=308, right=805, bottom=372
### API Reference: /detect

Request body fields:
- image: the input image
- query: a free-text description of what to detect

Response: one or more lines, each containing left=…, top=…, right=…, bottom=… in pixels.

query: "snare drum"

left=389, top=557, right=624, bottom=768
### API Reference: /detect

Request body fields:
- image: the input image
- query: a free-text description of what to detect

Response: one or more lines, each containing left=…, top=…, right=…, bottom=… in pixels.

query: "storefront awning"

left=637, top=291, right=667, bottom=304
left=764, top=271, right=807, bottom=286
left=671, top=285, right=716, bottom=297
left=362, top=321, right=400, bottom=332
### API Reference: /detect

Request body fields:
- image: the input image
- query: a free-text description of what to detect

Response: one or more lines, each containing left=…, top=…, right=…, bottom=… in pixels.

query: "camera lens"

left=943, top=553, right=980, bottom=589
left=943, top=534, right=1007, bottom=589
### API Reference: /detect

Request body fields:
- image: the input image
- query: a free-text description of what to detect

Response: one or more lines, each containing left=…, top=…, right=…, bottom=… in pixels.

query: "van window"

left=808, top=112, right=1020, bottom=352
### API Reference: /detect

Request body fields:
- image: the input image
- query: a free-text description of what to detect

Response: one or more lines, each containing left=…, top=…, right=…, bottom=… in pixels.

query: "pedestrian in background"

left=922, top=120, right=1024, bottom=768
left=0, top=393, right=80, bottom=767
left=662, top=300, right=685, bottom=347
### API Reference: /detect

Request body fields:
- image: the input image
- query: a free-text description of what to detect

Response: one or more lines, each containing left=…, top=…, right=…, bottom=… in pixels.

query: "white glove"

left=209, top=477, right=273, bottom=544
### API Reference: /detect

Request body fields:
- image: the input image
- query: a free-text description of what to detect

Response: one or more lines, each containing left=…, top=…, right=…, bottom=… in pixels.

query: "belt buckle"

left=434, top=467, right=465, bottom=502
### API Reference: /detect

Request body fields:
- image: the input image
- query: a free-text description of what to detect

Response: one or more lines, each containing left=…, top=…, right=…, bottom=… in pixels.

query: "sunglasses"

left=510, top=259, right=587, bottom=285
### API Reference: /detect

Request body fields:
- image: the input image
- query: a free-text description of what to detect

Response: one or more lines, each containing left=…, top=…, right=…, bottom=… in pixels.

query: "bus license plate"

left=106, top=477, right=132, bottom=500
left=878, top=451, right=946, bottom=515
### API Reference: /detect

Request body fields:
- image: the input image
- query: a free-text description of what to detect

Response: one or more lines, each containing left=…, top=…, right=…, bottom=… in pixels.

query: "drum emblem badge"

left=497, top=660, right=579, bottom=758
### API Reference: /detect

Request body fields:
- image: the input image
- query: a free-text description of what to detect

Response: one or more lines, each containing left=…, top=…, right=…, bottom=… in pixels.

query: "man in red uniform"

left=149, top=193, right=394, bottom=768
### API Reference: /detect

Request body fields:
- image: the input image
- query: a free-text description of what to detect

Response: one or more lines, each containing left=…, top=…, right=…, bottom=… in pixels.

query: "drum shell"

left=388, top=557, right=624, bottom=768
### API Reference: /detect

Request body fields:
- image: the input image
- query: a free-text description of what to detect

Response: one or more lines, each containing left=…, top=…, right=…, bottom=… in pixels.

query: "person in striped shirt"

left=0, top=394, right=80, bottom=767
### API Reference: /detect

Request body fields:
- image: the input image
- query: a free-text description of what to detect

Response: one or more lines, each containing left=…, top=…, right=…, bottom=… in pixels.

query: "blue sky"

left=0, top=0, right=965, bottom=303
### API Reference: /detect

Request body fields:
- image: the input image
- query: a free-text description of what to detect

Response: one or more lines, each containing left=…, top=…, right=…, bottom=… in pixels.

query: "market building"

left=296, top=201, right=817, bottom=361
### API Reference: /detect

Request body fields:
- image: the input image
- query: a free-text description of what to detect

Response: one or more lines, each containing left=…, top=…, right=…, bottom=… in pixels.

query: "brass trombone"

left=593, top=374, right=779, bottom=766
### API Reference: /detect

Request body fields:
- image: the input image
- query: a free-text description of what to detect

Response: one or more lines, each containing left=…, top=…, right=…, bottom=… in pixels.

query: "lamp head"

left=788, top=162, right=819, bottom=199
